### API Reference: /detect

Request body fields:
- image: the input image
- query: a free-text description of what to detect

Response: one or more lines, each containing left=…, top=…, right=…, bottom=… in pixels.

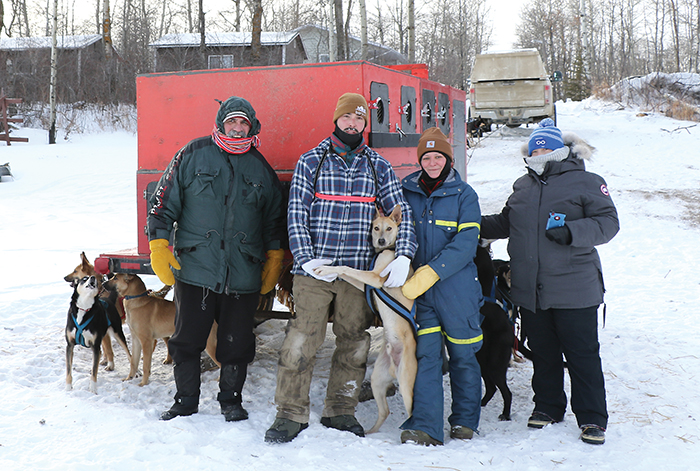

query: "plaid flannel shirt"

left=288, top=138, right=417, bottom=275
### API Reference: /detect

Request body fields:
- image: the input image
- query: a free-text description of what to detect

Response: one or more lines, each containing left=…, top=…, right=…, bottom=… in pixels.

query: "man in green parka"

left=147, top=96, right=285, bottom=422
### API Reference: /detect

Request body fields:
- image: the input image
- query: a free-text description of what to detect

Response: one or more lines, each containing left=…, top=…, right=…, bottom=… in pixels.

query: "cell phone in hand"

left=546, top=212, right=566, bottom=230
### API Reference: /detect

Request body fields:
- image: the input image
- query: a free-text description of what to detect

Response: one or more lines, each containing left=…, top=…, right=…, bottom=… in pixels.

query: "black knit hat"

left=215, top=96, right=261, bottom=136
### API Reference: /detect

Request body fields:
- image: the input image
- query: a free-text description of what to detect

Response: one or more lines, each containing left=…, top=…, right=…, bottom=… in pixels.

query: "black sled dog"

left=474, top=243, right=515, bottom=421
left=65, top=276, right=131, bottom=393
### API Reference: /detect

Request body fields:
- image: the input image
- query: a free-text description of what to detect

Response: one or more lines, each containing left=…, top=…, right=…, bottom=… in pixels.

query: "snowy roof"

left=150, top=32, right=299, bottom=48
left=0, top=34, right=103, bottom=51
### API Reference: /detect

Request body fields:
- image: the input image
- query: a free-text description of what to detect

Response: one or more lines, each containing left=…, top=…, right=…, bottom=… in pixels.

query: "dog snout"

left=377, top=238, right=386, bottom=247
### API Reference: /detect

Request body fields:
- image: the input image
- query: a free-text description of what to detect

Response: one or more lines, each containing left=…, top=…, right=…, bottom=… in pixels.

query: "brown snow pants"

left=273, top=274, right=374, bottom=423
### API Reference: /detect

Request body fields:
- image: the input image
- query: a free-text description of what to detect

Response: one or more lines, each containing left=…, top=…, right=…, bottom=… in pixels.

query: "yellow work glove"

left=401, top=265, right=440, bottom=300
left=149, top=239, right=181, bottom=286
left=260, top=249, right=285, bottom=294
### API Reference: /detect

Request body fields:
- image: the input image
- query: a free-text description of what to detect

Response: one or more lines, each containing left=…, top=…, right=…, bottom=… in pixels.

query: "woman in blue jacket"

left=399, top=127, right=483, bottom=446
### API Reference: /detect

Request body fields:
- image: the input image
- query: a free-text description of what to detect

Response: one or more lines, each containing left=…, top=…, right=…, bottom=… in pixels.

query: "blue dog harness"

left=364, top=254, right=418, bottom=336
left=72, top=309, right=95, bottom=347
left=72, top=300, right=112, bottom=347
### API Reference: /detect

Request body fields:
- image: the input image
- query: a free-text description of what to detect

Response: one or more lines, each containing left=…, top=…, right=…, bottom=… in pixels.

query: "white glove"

left=302, top=259, right=337, bottom=282
left=380, top=255, right=411, bottom=288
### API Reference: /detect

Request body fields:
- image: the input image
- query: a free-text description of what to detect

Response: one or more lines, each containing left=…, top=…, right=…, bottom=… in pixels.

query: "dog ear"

left=389, top=204, right=402, bottom=225
left=374, top=203, right=384, bottom=219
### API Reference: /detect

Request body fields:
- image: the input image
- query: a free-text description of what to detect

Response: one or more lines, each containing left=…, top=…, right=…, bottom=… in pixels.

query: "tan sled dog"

left=314, top=205, right=417, bottom=433
left=105, top=273, right=219, bottom=386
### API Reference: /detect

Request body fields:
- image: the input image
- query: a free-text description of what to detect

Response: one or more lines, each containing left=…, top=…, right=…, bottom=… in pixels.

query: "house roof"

left=150, top=32, right=300, bottom=48
left=0, top=34, right=103, bottom=51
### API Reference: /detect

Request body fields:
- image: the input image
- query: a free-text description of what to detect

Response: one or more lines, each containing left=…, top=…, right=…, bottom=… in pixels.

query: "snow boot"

left=320, top=415, right=365, bottom=437
left=264, top=418, right=309, bottom=443
left=218, top=364, right=248, bottom=422
left=160, top=360, right=201, bottom=421
left=400, top=429, right=443, bottom=446
left=580, top=425, right=606, bottom=445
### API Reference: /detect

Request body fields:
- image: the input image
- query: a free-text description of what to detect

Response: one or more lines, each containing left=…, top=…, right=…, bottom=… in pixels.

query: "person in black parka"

left=481, top=118, right=619, bottom=445
left=148, top=96, right=285, bottom=423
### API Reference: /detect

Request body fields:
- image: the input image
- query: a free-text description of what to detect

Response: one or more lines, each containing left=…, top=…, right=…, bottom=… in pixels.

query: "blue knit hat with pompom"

left=528, top=118, right=564, bottom=156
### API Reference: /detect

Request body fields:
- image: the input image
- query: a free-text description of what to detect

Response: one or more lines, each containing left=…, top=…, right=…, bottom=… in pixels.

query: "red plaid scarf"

left=211, top=128, right=261, bottom=154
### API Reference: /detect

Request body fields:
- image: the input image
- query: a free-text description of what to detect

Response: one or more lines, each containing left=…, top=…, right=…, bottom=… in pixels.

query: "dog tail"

left=151, top=285, right=173, bottom=299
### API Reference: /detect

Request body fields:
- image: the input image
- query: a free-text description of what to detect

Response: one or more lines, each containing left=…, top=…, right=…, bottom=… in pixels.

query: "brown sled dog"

left=105, top=273, right=219, bottom=386
left=313, top=205, right=417, bottom=433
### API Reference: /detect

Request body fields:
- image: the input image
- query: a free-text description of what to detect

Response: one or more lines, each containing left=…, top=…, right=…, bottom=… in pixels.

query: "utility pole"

left=49, top=0, right=58, bottom=144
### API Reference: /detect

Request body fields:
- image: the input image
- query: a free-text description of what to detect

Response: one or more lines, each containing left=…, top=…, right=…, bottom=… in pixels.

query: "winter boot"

left=218, top=364, right=248, bottom=422
left=400, top=429, right=443, bottom=446
left=320, top=415, right=365, bottom=437
left=160, top=360, right=201, bottom=421
left=264, top=418, right=309, bottom=443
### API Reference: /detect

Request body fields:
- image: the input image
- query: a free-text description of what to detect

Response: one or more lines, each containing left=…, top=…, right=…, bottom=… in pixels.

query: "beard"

left=226, top=129, right=247, bottom=138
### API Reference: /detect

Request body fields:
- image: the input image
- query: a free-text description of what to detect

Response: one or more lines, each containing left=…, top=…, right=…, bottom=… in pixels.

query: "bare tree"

left=359, top=0, right=367, bottom=60
left=334, top=0, right=345, bottom=60
left=251, top=0, right=263, bottom=63
left=407, top=0, right=414, bottom=62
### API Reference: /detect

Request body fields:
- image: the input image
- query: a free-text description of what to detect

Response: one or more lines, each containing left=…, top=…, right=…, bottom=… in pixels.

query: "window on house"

left=208, top=55, right=234, bottom=69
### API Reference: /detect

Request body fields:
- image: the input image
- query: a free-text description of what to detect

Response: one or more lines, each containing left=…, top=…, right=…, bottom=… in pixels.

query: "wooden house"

left=0, top=34, right=129, bottom=103
left=150, top=32, right=307, bottom=72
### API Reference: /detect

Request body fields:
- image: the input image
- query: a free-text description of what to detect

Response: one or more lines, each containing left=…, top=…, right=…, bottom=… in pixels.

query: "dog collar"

left=124, top=291, right=150, bottom=300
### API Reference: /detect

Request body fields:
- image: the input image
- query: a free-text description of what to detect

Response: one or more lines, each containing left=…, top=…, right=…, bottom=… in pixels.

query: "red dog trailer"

left=95, top=61, right=468, bottom=283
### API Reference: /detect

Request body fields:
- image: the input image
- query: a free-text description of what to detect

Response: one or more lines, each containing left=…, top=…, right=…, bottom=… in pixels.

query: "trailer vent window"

left=376, top=98, right=385, bottom=124
left=404, top=102, right=412, bottom=124
left=421, top=103, right=432, bottom=120
left=208, top=55, right=233, bottom=69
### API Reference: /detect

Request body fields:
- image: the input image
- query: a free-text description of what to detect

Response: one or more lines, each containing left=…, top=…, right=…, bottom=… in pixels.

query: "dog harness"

left=313, top=147, right=379, bottom=203
left=364, top=254, right=418, bottom=336
left=72, top=309, right=95, bottom=347
left=485, top=276, right=513, bottom=317
left=72, top=301, right=113, bottom=347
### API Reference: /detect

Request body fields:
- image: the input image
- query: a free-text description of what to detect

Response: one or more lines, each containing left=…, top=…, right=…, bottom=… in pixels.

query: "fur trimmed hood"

left=521, top=132, right=596, bottom=160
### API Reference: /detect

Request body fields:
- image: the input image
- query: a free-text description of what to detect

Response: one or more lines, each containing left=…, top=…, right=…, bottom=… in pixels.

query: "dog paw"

left=163, top=358, right=173, bottom=365
left=312, top=266, right=335, bottom=276
left=104, top=361, right=115, bottom=371
left=65, top=382, right=73, bottom=391
left=138, top=380, right=149, bottom=387
left=498, top=414, right=511, bottom=421
left=89, top=381, right=97, bottom=394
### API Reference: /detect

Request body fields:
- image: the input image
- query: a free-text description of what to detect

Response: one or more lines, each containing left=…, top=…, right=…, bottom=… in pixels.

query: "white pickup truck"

left=469, top=49, right=562, bottom=129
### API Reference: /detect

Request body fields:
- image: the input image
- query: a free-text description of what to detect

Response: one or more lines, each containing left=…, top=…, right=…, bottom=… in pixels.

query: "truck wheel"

left=506, top=123, right=520, bottom=128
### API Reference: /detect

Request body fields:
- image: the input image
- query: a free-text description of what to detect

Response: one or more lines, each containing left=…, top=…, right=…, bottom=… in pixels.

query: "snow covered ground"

left=1, top=98, right=699, bottom=470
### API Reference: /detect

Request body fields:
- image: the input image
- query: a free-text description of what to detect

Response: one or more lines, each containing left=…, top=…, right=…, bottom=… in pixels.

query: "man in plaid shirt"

left=265, top=93, right=417, bottom=443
